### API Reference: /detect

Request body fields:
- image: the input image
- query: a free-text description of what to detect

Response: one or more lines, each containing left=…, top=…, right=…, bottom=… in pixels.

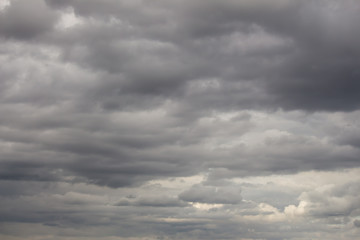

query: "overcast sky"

left=1, top=0, right=360, bottom=239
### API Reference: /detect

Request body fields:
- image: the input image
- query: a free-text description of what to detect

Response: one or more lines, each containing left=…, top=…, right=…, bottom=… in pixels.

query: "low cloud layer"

left=1, top=0, right=360, bottom=239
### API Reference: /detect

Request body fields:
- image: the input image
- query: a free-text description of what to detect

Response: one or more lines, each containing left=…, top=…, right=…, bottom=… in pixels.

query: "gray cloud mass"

left=1, top=0, right=360, bottom=239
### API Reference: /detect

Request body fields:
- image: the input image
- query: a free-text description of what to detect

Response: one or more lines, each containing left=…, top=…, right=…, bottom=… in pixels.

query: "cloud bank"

left=1, top=0, right=360, bottom=239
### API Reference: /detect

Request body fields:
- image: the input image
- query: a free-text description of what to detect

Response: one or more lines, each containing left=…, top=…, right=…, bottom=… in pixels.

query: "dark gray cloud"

left=1, top=0, right=360, bottom=239
left=0, top=0, right=359, bottom=187
left=0, top=0, right=58, bottom=39
left=355, top=219, right=360, bottom=228
left=179, top=184, right=242, bottom=204
left=41, top=0, right=360, bottom=112
left=116, top=196, right=189, bottom=208
left=206, top=132, right=360, bottom=180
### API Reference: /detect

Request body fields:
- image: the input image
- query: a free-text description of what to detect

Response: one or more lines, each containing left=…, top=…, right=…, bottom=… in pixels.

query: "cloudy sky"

left=1, top=0, right=360, bottom=239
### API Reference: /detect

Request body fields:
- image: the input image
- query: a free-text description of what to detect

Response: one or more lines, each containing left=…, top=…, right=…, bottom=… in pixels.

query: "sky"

left=0, top=0, right=360, bottom=239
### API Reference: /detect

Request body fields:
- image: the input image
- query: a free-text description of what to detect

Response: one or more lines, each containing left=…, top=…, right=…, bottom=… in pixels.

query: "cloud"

left=116, top=196, right=189, bottom=208
left=42, top=0, right=360, bottom=112
left=354, top=219, right=360, bottom=228
left=179, top=184, right=242, bottom=204
left=1, top=0, right=360, bottom=239
left=0, top=0, right=58, bottom=39
left=299, top=181, right=360, bottom=218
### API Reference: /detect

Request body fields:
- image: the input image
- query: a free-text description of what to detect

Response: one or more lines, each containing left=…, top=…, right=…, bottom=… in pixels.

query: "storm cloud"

left=1, top=0, right=360, bottom=239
